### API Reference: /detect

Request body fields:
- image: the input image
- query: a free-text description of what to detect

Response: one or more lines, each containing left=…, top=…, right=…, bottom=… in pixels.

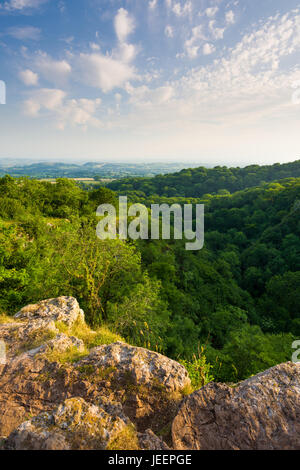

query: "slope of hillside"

left=1, top=297, right=299, bottom=450
left=107, top=160, right=300, bottom=198
left=0, top=173, right=299, bottom=383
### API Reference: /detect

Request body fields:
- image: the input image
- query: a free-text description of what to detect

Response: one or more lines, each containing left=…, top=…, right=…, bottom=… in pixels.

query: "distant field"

left=38, top=178, right=115, bottom=184
left=0, top=161, right=201, bottom=180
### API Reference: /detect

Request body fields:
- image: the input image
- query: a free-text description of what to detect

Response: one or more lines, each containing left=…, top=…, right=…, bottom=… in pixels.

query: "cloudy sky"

left=0, top=0, right=300, bottom=164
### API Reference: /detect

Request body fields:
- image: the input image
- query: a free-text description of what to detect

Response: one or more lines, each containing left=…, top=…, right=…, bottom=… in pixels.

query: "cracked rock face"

left=15, top=297, right=85, bottom=327
left=138, top=429, right=170, bottom=450
left=5, top=397, right=170, bottom=451
left=77, top=342, right=190, bottom=392
left=172, top=362, right=300, bottom=450
left=2, top=296, right=298, bottom=450
left=5, top=397, right=131, bottom=450
left=0, top=297, right=188, bottom=440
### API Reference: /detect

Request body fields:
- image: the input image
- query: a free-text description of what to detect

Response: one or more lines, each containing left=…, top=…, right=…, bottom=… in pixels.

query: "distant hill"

left=0, top=161, right=201, bottom=180
left=107, top=160, right=300, bottom=198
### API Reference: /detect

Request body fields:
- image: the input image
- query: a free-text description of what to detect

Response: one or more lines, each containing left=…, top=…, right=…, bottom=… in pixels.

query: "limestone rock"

left=5, top=397, right=131, bottom=450
left=77, top=341, right=190, bottom=392
left=138, top=429, right=170, bottom=450
left=0, top=299, right=188, bottom=438
left=74, top=342, right=191, bottom=432
left=21, top=333, right=85, bottom=358
left=172, top=362, right=300, bottom=450
left=15, top=296, right=84, bottom=327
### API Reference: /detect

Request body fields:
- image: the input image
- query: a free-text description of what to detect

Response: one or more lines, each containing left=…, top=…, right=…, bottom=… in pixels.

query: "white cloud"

left=115, top=42, right=137, bottom=63
left=77, top=52, right=135, bottom=93
left=89, top=42, right=100, bottom=51
left=24, top=88, right=66, bottom=116
left=1, top=0, right=47, bottom=11
left=35, top=53, right=72, bottom=85
left=126, top=83, right=174, bottom=107
left=114, top=8, right=135, bottom=43
left=172, top=1, right=192, bottom=17
left=74, top=8, right=138, bottom=93
left=226, top=10, right=235, bottom=25
left=108, top=10, right=300, bottom=143
left=23, top=88, right=102, bottom=130
left=205, top=7, right=218, bottom=18
left=149, top=0, right=158, bottom=9
left=203, top=43, right=216, bottom=55
left=174, top=10, right=300, bottom=125
left=56, top=98, right=102, bottom=130
left=209, top=20, right=225, bottom=39
left=185, top=25, right=206, bottom=58
left=6, top=26, right=41, bottom=40
left=19, top=69, right=39, bottom=86
left=165, top=25, right=174, bottom=38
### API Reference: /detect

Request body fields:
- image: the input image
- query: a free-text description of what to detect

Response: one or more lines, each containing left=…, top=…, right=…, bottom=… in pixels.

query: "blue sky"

left=0, top=0, right=300, bottom=164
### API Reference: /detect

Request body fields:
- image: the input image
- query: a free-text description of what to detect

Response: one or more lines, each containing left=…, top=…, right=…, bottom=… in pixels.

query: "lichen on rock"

left=5, top=397, right=132, bottom=450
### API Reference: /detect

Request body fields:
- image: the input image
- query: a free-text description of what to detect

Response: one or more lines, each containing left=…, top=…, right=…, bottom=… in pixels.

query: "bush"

left=180, top=348, right=214, bottom=391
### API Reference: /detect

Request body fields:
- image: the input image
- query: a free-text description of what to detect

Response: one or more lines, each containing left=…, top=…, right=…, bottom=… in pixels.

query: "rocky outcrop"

left=5, top=397, right=131, bottom=450
left=72, top=342, right=190, bottom=433
left=5, top=397, right=169, bottom=450
left=0, top=297, right=188, bottom=443
left=1, top=296, right=299, bottom=450
left=0, top=297, right=84, bottom=359
left=77, top=342, right=189, bottom=392
left=138, top=429, right=170, bottom=450
left=15, top=297, right=85, bottom=327
left=172, top=362, right=300, bottom=450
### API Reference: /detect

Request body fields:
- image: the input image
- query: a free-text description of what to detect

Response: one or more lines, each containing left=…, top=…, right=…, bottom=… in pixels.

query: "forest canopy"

left=0, top=162, right=299, bottom=383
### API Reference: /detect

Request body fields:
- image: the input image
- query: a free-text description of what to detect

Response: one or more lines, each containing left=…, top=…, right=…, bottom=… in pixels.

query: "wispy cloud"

left=0, top=0, right=47, bottom=12
left=114, top=8, right=135, bottom=43
left=205, top=7, right=219, bottom=18
left=5, top=25, right=41, bottom=40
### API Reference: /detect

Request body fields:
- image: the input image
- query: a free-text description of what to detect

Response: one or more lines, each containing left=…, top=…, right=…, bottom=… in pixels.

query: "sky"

left=0, top=0, right=300, bottom=165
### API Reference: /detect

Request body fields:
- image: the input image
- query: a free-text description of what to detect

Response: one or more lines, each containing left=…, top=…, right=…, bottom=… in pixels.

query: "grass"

left=17, top=329, right=57, bottom=355
left=55, top=318, right=124, bottom=350
left=107, top=424, right=140, bottom=451
left=40, top=318, right=124, bottom=366
left=0, top=314, right=16, bottom=325
left=179, top=349, right=214, bottom=393
left=180, top=383, right=194, bottom=396
left=43, top=345, right=89, bottom=365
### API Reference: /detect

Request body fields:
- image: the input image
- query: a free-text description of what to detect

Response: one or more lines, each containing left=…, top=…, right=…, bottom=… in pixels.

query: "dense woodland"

left=1, top=161, right=299, bottom=383
left=107, top=160, right=300, bottom=198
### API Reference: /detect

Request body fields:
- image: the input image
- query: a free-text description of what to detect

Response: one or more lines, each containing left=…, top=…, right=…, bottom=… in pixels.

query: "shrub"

left=180, top=348, right=214, bottom=391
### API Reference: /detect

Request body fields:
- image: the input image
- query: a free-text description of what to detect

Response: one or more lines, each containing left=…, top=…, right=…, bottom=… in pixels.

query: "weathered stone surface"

left=18, top=333, right=85, bottom=360
left=0, top=332, right=85, bottom=436
left=74, top=342, right=191, bottom=433
left=77, top=342, right=190, bottom=392
left=0, top=297, right=84, bottom=359
left=5, top=397, right=131, bottom=450
left=0, top=298, right=188, bottom=439
left=15, top=296, right=84, bottom=327
left=5, top=296, right=299, bottom=451
left=172, top=362, right=300, bottom=450
left=138, top=429, right=170, bottom=450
